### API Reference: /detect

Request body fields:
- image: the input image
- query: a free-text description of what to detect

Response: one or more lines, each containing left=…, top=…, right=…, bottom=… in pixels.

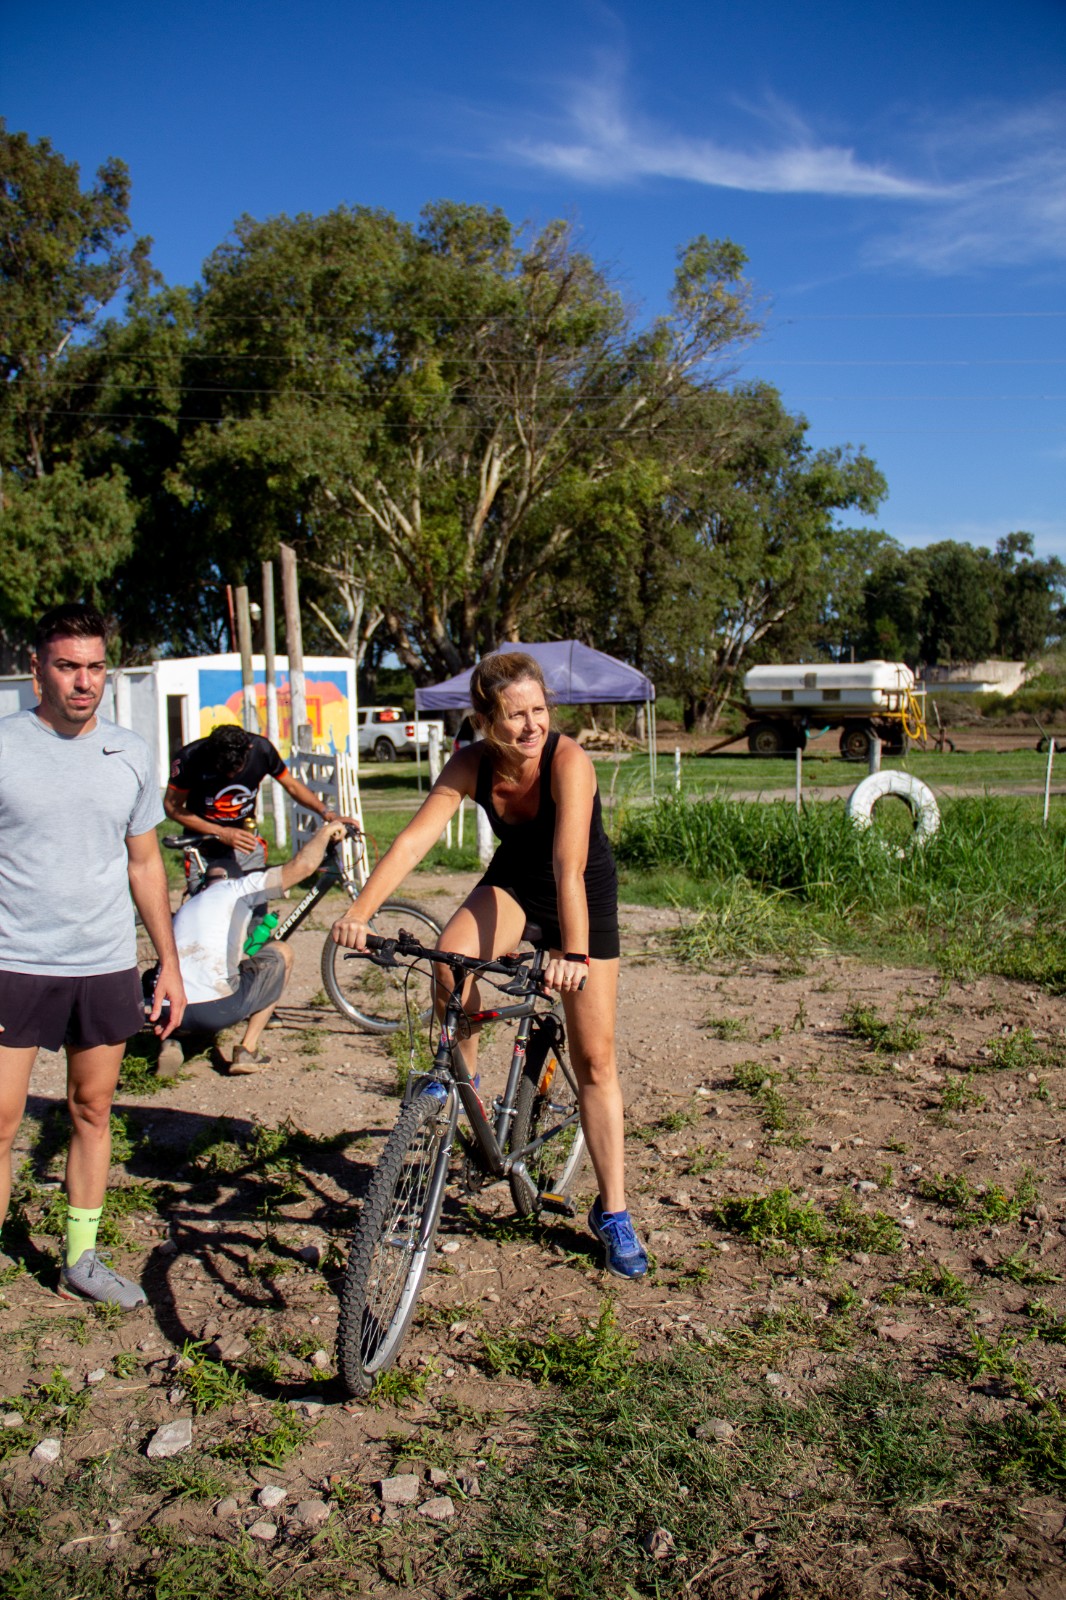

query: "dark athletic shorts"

left=181, top=946, right=287, bottom=1034
left=0, top=967, right=144, bottom=1052
left=478, top=880, right=621, bottom=961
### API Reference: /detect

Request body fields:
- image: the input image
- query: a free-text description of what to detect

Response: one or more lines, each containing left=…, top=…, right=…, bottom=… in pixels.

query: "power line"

left=49, top=409, right=1066, bottom=436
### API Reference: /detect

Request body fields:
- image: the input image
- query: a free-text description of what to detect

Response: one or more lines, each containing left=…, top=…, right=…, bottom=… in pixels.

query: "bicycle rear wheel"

left=322, top=899, right=442, bottom=1033
left=336, top=1089, right=453, bottom=1396
left=508, top=1015, right=586, bottom=1217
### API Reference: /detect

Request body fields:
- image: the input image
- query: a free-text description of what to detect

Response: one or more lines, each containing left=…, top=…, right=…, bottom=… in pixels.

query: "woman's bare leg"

left=434, top=886, right=527, bottom=1078
left=559, top=957, right=626, bottom=1213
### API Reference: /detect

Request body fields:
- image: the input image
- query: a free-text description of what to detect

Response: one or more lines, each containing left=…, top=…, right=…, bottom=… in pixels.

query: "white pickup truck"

left=356, top=705, right=446, bottom=762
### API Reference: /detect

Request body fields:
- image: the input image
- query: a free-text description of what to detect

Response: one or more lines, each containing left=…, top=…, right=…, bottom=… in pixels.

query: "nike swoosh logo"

left=103, top=747, right=125, bottom=755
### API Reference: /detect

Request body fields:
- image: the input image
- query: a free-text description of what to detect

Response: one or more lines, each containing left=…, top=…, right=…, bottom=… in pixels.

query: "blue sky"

left=5, top=0, right=1065, bottom=561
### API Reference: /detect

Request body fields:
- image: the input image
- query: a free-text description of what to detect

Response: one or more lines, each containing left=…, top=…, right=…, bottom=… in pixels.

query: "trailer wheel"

left=846, top=771, right=940, bottom=849
left=748, top=722, right=786, bottom=756
left=839, top=723, right=875, bottom=762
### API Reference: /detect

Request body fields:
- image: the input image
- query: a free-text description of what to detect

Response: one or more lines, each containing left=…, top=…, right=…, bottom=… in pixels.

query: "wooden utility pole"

left=279, top=543, right=309, bottom=751
left=262, top=560, right=287, bottom=846
left=235, top=585, right=257, bottom=734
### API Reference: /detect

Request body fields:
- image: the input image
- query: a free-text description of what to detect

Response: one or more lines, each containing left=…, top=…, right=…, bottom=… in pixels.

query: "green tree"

left=173, top=206, right=759, bottom=680
left=993, top=532, right=1065, bottom=658
left=0, top=122, right=153, bottom=659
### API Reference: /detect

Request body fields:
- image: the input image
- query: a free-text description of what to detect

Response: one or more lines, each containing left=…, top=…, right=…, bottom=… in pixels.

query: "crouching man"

left=161, top=821, right=347, bottom=1074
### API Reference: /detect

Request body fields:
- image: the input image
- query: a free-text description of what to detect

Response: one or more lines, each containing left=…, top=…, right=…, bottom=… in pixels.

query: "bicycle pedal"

left=537, top=1192, right=577, bottom=1218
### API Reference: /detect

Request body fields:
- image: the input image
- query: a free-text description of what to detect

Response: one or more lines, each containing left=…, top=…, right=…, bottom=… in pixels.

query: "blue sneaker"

left=588, top=1200, right=648, bottom=1279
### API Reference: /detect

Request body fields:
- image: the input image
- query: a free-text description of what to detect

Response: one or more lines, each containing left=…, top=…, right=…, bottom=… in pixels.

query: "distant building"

left=919, top=660, right=1030, bottom=697
left=0, top=652, right=356, bottom=786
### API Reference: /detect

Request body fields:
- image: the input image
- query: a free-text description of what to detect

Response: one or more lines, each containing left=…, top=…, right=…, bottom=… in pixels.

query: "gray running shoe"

left=59, top=1250, right=146, bottom=1309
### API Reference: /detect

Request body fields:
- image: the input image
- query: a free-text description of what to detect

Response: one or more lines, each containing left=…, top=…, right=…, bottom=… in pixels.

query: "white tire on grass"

left=846, top=770, right=940, bottom=848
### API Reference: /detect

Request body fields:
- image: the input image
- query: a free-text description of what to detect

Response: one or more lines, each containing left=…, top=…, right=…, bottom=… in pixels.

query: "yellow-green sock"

left=65, top=1206, right=103, bottom=1267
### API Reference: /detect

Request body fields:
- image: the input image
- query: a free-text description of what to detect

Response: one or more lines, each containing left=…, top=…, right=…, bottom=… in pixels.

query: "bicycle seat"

left=163, top=834, right=204, bottom=850
left=522, top=921, right=544, bottom=946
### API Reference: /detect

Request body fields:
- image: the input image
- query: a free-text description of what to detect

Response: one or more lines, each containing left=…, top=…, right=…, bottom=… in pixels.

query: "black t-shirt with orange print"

left=169, top=733, right=286, bottom=824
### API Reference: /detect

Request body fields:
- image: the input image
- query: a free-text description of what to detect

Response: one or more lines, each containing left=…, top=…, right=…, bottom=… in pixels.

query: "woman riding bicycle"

left=332, top=650, right=647, bottom=1278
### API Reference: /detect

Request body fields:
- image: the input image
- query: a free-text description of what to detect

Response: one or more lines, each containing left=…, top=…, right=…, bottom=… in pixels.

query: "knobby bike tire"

left=336, top=1090, right=453, bottom=1396
left=508, top=1013, right=586, bottom=1216
left=321, top=899, right=442, bottom=1034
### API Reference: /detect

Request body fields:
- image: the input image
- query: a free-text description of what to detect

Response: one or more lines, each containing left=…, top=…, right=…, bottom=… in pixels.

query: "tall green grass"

left=613, top=795, right=1066, bottom=988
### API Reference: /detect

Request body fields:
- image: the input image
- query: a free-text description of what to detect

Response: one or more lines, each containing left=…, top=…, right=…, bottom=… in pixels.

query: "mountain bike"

left=335, top=926, right=587, bottom=1396
left=162, top=827, right=441, bottom=1034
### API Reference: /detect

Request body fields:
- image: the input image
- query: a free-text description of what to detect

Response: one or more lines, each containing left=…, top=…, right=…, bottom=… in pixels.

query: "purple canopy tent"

left=415, top=641, right=657, bottom=789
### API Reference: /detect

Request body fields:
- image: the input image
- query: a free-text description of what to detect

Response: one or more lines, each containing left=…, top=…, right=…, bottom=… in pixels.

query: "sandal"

left=228, top=1045, right=272, bottom=1074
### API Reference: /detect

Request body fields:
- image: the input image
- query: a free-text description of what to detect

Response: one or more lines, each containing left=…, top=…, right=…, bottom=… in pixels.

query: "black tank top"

left=474, top=731, right=617, bottom=921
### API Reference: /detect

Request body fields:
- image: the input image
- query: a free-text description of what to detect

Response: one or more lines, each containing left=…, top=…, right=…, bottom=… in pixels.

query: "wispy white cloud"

left=865, top=102, right=1066, bottom=272
left=500, top=54, right=1066, bottom=271
left=506, top=56, right=950, bottom=200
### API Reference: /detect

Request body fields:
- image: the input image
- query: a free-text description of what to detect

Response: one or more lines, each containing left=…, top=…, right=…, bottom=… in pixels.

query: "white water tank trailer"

left=740, top=661, right=926, bottom=759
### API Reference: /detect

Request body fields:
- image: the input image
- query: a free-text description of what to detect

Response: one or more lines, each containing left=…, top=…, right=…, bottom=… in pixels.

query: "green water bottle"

left=244, top=911, right=279, bottom=955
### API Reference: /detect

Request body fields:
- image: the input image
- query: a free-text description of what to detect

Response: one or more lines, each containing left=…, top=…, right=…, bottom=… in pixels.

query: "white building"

left=0, top=653, right=357, bottom=787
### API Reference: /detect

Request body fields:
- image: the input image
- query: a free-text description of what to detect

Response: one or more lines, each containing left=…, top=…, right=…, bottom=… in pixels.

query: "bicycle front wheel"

left=322, top=899, right=442, bottom=1034
left=508, top=1015, right=586, bottom=1217
left=336, top=1089, right=453, bottom=1396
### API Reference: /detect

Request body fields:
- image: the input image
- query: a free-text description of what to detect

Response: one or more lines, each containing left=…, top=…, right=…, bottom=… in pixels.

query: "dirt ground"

left=2, top=870, right=1065, bottom=1596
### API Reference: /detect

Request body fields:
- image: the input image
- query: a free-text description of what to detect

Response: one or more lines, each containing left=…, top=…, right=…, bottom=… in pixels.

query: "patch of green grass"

left=29, top=1366, right=93, bottom=1430
left=703, top=1014, right=749, bottom=1039
left=480, top=1299, right=636, bottom=1391
left=655, top=1106, right=700, bottom=1133
left=888, top=1262, right=974, bottom=1307
left=732, top=1060, right=791, bottom=1133
left=985, top=1248, right=1062, bottom=1287
left=816, top=1363, right=962, bottom=1504
left=971, top=1406, right=1066, bottom=1493
left=842, top=1001, right=924, bottom=1055
left=176, top=1340, right=247, bottom=1412
left=369, top=1366, right=429, bottom=1407
left=614, top=792, right=1066, bottom=992
left=980, top=1026, right=1050, bottom=1073
left=937, top=1076, right=986, bottom=1116
left=214, top=1401, right=307, bottom=1469
left=118, top=1052, right=170, bottom=1096
left=829, top=1194, right=904, bottom=1256
left=147, top=1455, right=234, bottom=1501
left=685, top=1144, right=725, bottom=1177
left=670, top=878, right=820, bottom=965
left=453, top=1334, right=995, bottom=1600
left=711, top=1186, right=902, bottom=1257
left=1025, top=1299, right=1066, bottom=1345
left=918, top=1167, right=1039, bottom=1228
left=710, top=1186, right=828, bottom=1250
left=387, top=1025, right=436, bottom=1098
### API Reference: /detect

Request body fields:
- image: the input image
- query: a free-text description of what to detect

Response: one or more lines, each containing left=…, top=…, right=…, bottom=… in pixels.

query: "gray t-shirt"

left=0, top=709, right=164, bottom=976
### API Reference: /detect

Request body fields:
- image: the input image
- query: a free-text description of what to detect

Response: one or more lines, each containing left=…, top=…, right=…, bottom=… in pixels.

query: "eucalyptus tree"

left=176, top=204, right=758, bottom=679
left=541, top=383, right=886, bottom=729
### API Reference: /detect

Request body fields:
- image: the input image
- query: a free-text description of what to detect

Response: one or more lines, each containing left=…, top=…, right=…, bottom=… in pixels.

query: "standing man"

left=164, top=724, right=350, bottom=880
left=0, top=604, right=185, bottom=1307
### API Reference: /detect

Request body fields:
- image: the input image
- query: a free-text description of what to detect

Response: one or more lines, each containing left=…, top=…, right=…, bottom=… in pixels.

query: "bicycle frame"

left=165, top=832, right=358, bottom=939
left=394, top=942, right=581, bottom=1206
left=269, top=841, right=358, bottom=942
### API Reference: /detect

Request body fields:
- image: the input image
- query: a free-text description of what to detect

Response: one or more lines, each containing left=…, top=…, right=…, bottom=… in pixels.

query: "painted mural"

left=198, top=670, right=351, bottom=756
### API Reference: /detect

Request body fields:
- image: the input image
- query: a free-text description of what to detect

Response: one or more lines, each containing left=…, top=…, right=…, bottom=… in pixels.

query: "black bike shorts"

left=477, top=879, right=621, bottom=961
left=0, top=967, right=144, bottom=1052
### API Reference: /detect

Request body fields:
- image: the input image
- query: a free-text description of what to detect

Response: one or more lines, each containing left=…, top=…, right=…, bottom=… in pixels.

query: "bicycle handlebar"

left=354, top=930, right=582, bottom=995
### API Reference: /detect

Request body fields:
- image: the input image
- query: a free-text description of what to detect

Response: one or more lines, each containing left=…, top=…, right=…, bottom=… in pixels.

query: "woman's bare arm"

left=331, top=746, right=480, bottom=946
left=549, top=737, right=596, bottom=980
